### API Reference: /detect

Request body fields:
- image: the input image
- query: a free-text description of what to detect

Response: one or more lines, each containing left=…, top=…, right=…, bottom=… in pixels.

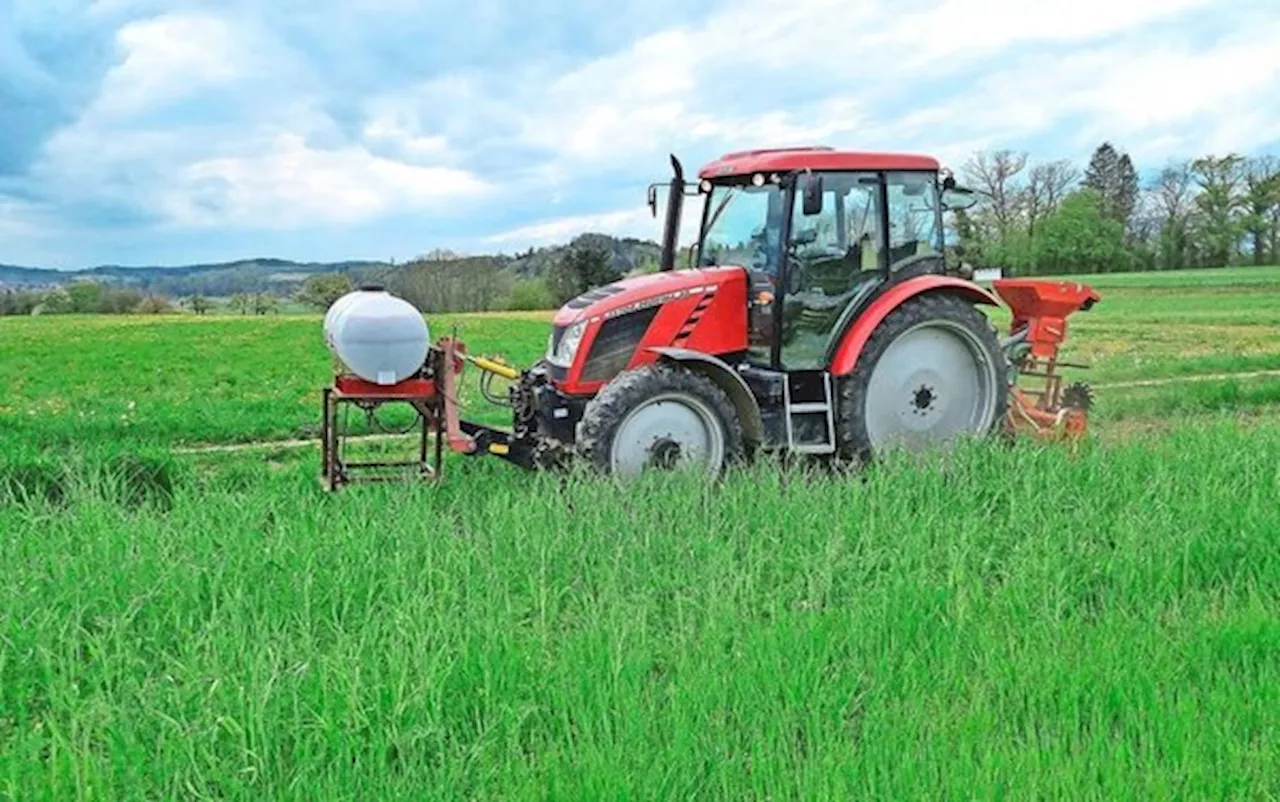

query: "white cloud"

left=362, top=113, right=451, bottom=159
left=94, top=13, right=243, bottom=116
left=891, top=17, right=1280, bottom=164
left=881, top=0, right=1217, bottom=62
left=165, top=133, right=490, bottom=227
left=18, top=7, right=491, bottom=235
left=10, top=0, right=1280, bottom=267
left=487, top=208, right=660, bottom=246
left=497, top=0, right=1229, bottom=173
left=0, top=197, right=41, bottom=238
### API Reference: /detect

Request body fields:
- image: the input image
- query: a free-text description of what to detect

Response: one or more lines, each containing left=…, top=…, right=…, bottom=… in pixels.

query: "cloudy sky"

left=3, top=0, right=1278, bottom=269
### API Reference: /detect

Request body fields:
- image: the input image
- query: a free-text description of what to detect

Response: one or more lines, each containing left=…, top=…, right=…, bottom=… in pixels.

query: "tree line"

left=2, top=279, right=341, bottom=316
left=387, top=236, right=637, bottom=314
left=0, top=283, right=178, bottom=316
left=954, top=143, right=1280, bottom=275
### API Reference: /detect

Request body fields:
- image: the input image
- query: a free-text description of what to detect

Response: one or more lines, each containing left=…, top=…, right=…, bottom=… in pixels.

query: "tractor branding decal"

left=602, top=286, right=716, bottom=321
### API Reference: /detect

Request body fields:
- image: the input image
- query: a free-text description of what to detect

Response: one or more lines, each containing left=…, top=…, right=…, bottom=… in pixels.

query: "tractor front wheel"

left=577, top=364, right=743, bottom=478
left=837, top=293, right=1008, bottom=463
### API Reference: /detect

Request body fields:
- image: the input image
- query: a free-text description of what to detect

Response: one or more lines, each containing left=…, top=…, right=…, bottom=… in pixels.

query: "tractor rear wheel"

left=577, top=364, right=743, bottom=478
left=837, top=293, right=1008, bottom=462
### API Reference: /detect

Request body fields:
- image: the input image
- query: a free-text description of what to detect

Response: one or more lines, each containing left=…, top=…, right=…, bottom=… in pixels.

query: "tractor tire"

left=577, top=363, right=744, bottom=479
left=836, top=293, right=1008, bottom=463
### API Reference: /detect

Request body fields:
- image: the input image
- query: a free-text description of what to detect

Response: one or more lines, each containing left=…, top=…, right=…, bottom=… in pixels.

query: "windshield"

left=696, top=171, right=943, bottom=274
left=697, top=183, right=784, bottom=273
left=886, top=171, right=943, bottom=259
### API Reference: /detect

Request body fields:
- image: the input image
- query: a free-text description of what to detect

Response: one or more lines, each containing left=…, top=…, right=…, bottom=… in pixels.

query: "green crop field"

left=3, top=266, right=1280, bottom=798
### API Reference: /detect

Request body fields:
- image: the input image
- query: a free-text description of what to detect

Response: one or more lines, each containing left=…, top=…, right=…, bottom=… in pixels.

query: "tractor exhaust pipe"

left=659, top=154, right=685, bottom=272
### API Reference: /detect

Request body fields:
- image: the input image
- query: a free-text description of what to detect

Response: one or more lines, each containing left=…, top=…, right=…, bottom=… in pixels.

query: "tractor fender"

left=828, top=275, right=1000, bottom=377
left=648, top=347, right=765, bottom=446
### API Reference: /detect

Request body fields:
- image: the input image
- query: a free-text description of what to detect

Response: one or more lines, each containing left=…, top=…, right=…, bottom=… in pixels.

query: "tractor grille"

left=581, top=307, right=660, bottom=382
left=565, top=282, right=626, bottom=310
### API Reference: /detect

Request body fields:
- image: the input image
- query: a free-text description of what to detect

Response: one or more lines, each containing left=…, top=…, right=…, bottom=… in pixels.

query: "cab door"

left=778, top=172, right=884, bottom=370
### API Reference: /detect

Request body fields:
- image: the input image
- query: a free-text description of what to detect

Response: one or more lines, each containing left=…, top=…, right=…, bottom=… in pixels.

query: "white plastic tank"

left=323, top=287, right=429, bottom=385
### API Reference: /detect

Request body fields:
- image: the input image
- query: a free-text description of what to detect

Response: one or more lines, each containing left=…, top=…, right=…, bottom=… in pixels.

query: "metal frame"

left=321, top=378, right=445, bottom=491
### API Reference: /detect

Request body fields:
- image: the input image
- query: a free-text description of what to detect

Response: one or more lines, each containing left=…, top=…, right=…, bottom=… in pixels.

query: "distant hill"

left=0, top=258, right=390, bottom=296
left=505, top=234, right=662, bottom=278
left=0, top=234, right=664, bottom=298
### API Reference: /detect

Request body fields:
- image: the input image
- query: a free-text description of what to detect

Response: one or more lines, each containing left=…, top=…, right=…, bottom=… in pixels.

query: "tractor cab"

left=682, top=148, right=976, bottom=371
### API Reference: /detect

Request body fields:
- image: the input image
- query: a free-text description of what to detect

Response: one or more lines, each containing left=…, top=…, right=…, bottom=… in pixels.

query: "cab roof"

left=697, top=147, right=939, bottom=179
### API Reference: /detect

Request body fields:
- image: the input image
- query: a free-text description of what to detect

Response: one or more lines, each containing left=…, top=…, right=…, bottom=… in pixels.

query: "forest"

left=953, top=142, right=1280, bottom=275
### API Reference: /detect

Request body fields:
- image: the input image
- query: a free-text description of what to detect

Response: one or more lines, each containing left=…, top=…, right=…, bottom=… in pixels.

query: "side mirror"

left=941, top=186, right=979, bottom=212
left=801, top=173, right=824, bottom=216
left=647, top=184, right=659, bottom=218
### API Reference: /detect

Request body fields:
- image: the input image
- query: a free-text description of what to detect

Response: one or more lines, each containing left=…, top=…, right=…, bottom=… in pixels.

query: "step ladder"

left=783, top=371, right=837, bottom=455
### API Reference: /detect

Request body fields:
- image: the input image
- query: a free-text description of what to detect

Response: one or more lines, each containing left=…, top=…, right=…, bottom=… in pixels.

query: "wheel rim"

left=863, top=319, right=1000, bottom=453
left=609, top=392, right=726, bottom=478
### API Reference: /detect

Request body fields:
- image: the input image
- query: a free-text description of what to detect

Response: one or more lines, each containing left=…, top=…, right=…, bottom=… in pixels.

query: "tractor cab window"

left=886, top=171, right=943, bottom=268
left=697, top=182, right=785, bottom=275
left=781, top=172, right=883, bottom=369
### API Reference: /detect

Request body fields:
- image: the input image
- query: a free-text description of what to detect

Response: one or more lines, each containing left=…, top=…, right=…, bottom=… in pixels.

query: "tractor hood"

left=552, top=267, right=745, bottom=327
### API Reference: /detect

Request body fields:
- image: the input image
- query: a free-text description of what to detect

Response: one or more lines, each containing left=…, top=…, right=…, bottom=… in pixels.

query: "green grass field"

left=3, top=265, right=1280, bottom=798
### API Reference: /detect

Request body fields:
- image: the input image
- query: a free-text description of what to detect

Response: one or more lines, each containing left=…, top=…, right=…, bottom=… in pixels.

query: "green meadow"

left=2, top=265, right=1279, bottom=798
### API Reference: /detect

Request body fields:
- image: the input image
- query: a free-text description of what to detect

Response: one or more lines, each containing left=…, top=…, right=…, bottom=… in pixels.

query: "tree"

left=1083, top=142, right=1139, bottom=227
left=391, top=255, right=513, bottom=313
left=1191, top=154, right=1246, bottom=267
left=1024, top=159, right=1080, bottom=237
left=1150, top=160, right=1197, bottom=270
left=1032, top=189, right=1127, bottom=274
left=420, top=248, right=462, bottom=262
left=501, top=278, right=554, bottom=311
left=0, top=290, right=41, bottom=316
left=297, top=273, right=354, bottom=310
left=66, top=281, right=105, bottom=313
left=133, top=295, right=175, bottom=314
left=35, top=287, right=73, bottom=314
left=250, top=293, right=280, bottom=315
left=229, top=293, right=253, bottom=315
left=546, top=239, right=621, bottom=306
left=1243, top=156, right=1280, bottom=265
left=962, top=149, right=1028, bottom=240
left=99, top=287, right=145, bottom=314
left=1115, top=154, right=1139, bottom=230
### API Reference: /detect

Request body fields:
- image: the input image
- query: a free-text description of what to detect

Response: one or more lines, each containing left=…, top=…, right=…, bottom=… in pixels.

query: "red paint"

left=555, top=267, right=749, bottom=395
left=992, top=279, right=1100, bottom=360
left=552, top=267, right=742, bottom=327
left=828, top=276, right=1000, bottom=376
left=698, top=148, right=939, bottom=180
left=334, top=376, right=437, bottom=398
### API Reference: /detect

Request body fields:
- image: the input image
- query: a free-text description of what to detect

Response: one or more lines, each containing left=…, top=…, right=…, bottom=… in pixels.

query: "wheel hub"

left=609, top=393, right=726, bottom=478
left=864, top=320, right=1000, bottom=451
left=648, top=438, right=682, bottom=469
left=912, top=385, right=936, bottom=415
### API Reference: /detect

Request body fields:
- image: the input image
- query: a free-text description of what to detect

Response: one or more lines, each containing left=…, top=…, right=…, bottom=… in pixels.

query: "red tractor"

left=322, top=146, right=1099, bottom=486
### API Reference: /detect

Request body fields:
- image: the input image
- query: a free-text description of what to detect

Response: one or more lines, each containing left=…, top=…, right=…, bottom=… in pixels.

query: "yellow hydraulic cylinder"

left=468, top=355, right=520, bottom=380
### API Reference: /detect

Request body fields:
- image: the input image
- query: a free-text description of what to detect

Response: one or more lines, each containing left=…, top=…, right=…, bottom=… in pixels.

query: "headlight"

left=548, top=320, right=587, bottom=368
